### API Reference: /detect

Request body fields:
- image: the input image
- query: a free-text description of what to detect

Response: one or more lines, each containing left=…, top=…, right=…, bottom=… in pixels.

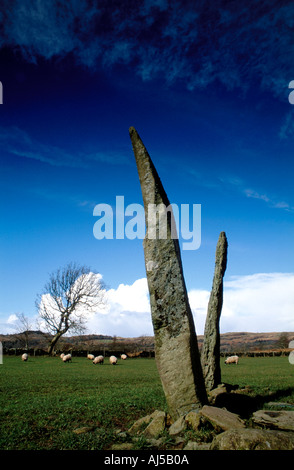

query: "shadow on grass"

left=213, top=387, right=294, bottom=419
left=256, top=387, right=294, bottom=408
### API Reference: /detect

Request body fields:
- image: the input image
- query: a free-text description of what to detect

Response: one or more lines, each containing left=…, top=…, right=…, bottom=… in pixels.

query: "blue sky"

left=0, top=0, right=294, bottom=337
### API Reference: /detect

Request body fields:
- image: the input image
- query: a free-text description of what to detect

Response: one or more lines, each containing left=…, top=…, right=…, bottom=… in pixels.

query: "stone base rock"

left=211, top=428, right=294, bottom=450
left=143, top=411, right=166, bottom=438
left=169, top=415, right=187, bottom=436
left=168, top=405, right=245, bottom=436
left=185, top=411, right=202, bottom=431
left=199, top=405, right=246, bottom=431
left=184, top=441, right=211, bottom=450
left=252, top=410, right=294, bottom=431
left=128, top=410, right=166, bottom=437
left=110, top=442, right=135, bottom=451
left=119, top=390, right=294, bottom=450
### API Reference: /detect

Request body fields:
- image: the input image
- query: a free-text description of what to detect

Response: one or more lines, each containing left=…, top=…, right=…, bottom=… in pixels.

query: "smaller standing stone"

left=201, top=232, right=228, bottom=391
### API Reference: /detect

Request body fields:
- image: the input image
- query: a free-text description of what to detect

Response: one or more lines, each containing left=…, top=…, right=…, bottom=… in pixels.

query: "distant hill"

left=201, top=331, right=294, bottom=353
left=1, top=330, right=294, bottom=354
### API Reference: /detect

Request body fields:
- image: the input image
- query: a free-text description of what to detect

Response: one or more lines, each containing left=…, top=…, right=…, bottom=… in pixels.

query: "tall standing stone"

left=129, top=126, right=207, bottom=420
left=201, top=231, right=228, bottom=391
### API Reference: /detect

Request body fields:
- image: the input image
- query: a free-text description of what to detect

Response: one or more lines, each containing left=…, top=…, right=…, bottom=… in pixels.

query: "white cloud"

left=87, top=278, right=153, bottom=337
left=188, top=289, right=210, bottom=335
left=87, top=272, right=294, bottom=337
left=7, top=314, right=18, bottom=324
left=0, top=313, right=25, bottom=334
left=221, top=273, right=294, bottom=333
left=106, top=278, right=150, bottom=313
left=179, top=273, right=294, bottom=336
left=1, top=273, right=293, bottom=338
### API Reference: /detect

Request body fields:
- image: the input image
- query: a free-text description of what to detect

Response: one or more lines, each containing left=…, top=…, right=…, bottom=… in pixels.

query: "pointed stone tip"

left=218, top=232, right=228, bottom=243
left=218, top=232, right=228, bottom=249
left=129, top=126, right=137, bottom=136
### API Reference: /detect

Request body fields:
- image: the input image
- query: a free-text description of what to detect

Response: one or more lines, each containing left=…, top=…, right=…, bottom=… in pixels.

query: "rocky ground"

left=107, top=384, right=294, bottom=451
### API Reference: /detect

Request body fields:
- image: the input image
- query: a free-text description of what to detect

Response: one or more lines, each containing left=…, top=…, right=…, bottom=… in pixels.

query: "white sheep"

left=62, top=353, right=72, bottom=363
left=93, top=355, right=104, bottom=365
left=109, top=355, right=117, bottom=365
left=21, top=353, right=28, bottom=361
left=121, top=354, right=127, bottom=360
left=60, top=353, right=65, bottom=359
left=225, top=355, right=239, bottom=365
left=87, top=354, right=95, bottom=360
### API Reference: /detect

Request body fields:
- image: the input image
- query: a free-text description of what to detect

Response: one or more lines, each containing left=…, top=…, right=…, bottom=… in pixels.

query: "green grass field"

left=1, top=355, right=294, bottom=450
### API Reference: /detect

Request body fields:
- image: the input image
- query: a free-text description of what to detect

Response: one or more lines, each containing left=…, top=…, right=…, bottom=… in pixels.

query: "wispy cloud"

left=186, top=167, right=293, bottom=213
left=0, top=125, right=130, bottom=169
left=219, top=174, right=294, bottom=212
left=1, top=0, right=293, bottom=99
left=279, top=109, right=294, bottom=140
left=86, top=278, right=152, bottom=337
left=244, top=189, right=270, bottom=204
left=243, top=187, right=293, bottom=211
left=0, top=125, right=85, bottom=168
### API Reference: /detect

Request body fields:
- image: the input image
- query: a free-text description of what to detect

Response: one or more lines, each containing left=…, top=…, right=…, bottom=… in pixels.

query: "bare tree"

left=14, top=312, right=34, bottom=350
left=275, top=332, right=290, bottom=350
left=36, top=262, right=106, bottom=355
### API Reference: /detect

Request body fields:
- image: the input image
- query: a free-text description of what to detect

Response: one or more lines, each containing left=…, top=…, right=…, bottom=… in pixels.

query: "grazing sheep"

left=127, top=350, right=143, bottom=358
left=109, top=355, right=117, bottom=365
left=93, top=355, right=104, bottom=365
left=87, top=354, right=95, bottom=360
left=225, top=355, right=239, bottom=365
left=21, top=353, right=28, bottom=361
left=62, top=353, right=72, bottom=363
left=121, top=354, right=127, bottom=360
